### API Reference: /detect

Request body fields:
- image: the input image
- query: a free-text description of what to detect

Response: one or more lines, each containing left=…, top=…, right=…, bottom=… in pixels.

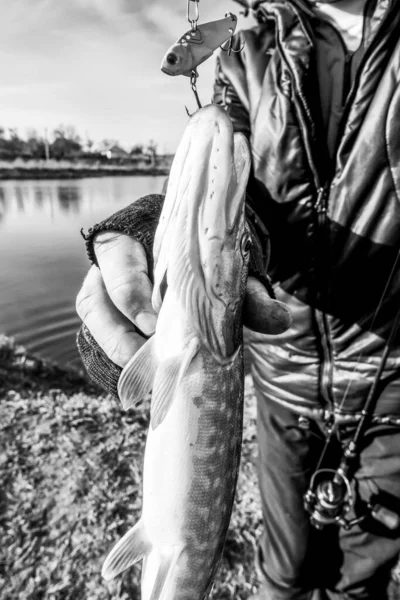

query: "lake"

left=0, top=176, right=165, bottom=370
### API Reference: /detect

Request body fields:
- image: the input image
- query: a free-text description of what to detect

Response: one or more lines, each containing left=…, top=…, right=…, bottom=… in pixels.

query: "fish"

left=160, top=14, right=238, bottom=77
left=101, top=103, right=252, bottom=599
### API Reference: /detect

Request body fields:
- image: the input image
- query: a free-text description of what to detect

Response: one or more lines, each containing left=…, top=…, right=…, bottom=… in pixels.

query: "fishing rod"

left=304, top=248, right=400, bottom=532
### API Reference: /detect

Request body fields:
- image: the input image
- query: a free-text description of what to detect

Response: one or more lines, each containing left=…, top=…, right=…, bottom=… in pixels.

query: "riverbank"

left=0, top=167, right=170, bottom=180
left=0, top=158, right=172, bottom=180
left=0, top=335, right=262, bottom=600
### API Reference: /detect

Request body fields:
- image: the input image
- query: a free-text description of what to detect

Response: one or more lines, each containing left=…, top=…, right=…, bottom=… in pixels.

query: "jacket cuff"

left=80, top=193, right=165, bottom=279
left=77, top=325, right=121, bottom=398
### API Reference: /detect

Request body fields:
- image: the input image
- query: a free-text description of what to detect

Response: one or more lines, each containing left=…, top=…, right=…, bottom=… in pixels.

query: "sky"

left=0, top=0, right=252, bottom=153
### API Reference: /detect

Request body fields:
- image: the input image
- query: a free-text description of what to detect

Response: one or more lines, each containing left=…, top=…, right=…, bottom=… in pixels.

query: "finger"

left=76, top=265, right=146, bottom=367
left=94, top=232, right=157, bottom=336
left=243, top=276, right=292, bottom=334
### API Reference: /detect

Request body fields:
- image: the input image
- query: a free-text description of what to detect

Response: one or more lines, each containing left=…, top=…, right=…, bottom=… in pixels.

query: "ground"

left=0, top=335, right=262, bottom=600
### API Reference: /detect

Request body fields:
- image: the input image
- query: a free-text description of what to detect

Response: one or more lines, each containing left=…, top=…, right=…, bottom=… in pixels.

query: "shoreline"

left=0, top=167, right=170, bottom=180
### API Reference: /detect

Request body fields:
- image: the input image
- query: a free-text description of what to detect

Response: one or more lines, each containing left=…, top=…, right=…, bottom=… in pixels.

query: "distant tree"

left=53, top=124, right=80, bottom=143
left=147, top=139, right=157, bottom=167
left=51, top=124, right=82, bottom=159
left=147, top=139, right=157, bottom=157
left=3, top=128, right=26, bottom=158
left=51, top=137, right=81, bottom=159
left=85, top=138, right=94, bottom=152
left=26, top=129, right=46, bottom=160
left=130, top=144, right=144, bottom=156
left=101, top=139, right=118, bottom=149
left=64, top=125, right=81, bottom=145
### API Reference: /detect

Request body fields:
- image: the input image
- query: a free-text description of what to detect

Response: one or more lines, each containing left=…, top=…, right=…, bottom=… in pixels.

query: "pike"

left=102, top=105, right=252, bottom=599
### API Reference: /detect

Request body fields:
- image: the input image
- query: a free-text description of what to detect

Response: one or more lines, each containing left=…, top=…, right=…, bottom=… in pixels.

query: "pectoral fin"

left=118, top=336, right=157, bottom=410
left=102, top=519, right=151, bottom=581
left=150, top=337, right=200, bottom=430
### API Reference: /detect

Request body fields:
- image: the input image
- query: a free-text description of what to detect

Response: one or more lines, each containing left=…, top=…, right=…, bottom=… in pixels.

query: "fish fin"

left=102, top=519, right=151, bottom=581
left=150, top=337, right=200, bottom=430
left=117, top=336, right=157, bottom=410
left=147, top=546, right=182, bottom=600
left=148, top=552, right=173, bottom=600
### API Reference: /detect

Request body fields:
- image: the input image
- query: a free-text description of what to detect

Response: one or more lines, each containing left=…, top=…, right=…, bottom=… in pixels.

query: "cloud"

left=0, top=0, right=249, bottom=151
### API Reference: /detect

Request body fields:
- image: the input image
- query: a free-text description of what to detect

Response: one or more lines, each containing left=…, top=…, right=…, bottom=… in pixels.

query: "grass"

left=0, top=336, right=263, bottom=600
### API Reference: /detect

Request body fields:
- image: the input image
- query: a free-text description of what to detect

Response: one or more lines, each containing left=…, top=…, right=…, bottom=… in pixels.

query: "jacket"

left=213, top=0, right=400, bottom=422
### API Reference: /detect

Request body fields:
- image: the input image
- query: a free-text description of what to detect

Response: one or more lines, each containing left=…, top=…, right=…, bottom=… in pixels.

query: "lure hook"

left=185, top=70, right=202, bottom=116
left=220, top=13, right=245, bottom=56
left=220, top=30, right=246, bottom=55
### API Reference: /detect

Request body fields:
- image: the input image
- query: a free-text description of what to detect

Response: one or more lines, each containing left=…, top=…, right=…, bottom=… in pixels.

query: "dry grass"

left=0, top=336, right=262, bottom=600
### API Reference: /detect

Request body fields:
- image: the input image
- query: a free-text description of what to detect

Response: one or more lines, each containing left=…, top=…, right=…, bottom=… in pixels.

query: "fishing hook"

left=185, top=69, right=202, bottom=116
left=220, top=13, right=245, bottom=55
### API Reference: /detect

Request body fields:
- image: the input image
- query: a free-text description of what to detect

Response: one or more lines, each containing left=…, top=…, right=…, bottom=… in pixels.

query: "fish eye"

left=166, top=53, right=178, bottom=66
left=240, top=233, right=252, bottom=258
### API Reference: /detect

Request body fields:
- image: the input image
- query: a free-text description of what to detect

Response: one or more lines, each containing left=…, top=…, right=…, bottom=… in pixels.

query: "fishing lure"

left=160, top=14, right=238, bottom=78
left=161, top=1, right=244, bottom=112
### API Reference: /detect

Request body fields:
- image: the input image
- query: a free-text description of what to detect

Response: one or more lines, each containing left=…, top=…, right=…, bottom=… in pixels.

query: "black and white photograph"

left=1, top=0, right=400, bottom=599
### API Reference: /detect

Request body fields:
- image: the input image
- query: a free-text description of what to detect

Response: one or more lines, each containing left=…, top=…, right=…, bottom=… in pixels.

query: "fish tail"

left=102, top=519, right=151, bottom=581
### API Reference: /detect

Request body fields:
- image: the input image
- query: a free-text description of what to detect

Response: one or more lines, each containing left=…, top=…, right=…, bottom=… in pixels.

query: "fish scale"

left=154, top=348, right=244, bottom=599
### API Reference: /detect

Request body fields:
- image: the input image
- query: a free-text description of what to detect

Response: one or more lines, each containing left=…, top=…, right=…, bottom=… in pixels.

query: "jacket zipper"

left=272, top=31, right=335, bottom=408
left=309, top=15, right=393, bottom=407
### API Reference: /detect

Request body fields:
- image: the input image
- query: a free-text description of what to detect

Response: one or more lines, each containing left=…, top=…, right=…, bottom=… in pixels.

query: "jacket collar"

left=234, top=0, right=397, bottom=40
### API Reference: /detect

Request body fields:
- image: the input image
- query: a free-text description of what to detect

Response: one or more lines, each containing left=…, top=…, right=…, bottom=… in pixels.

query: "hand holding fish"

left=76, top=232, right=157, bottom=368
left=76, top=236, right=290, bottom=369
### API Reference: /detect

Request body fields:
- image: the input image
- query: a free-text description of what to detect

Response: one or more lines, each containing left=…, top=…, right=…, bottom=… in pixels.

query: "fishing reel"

left=304, top=468, right=357, bottom=530
left=304, top=466, right=400, bottom=532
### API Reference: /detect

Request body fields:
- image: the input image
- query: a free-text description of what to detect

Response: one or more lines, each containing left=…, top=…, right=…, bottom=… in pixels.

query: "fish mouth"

left=187, top=105, right=251, bottom=236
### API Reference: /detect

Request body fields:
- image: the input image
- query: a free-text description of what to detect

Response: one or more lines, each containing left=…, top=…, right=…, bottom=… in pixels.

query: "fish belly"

left=141, top=345, right=244, bottom=600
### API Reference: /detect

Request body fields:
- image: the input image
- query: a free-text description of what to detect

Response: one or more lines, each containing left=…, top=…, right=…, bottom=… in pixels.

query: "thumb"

left=243, top=277, right=292, bottom=335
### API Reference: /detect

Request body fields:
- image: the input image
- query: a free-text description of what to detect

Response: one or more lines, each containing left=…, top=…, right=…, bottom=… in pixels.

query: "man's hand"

left=243, top=277, right=292, bottom=335
left=76, top=232, right=292, bottom=369
left=76, top=231, right=157, bottom=368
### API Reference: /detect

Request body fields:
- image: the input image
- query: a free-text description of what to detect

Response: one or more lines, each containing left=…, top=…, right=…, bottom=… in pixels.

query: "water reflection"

left=57, top=186, right=82, bottom=213
left=0, top=175, right=165, bottom=368
left=15, top=186, right=25, bottom=212
left=0, top=182, right=85, bottom=218
left=34, top=186, right=50, bottom=208
left=0, top=193, right=5, bottom=222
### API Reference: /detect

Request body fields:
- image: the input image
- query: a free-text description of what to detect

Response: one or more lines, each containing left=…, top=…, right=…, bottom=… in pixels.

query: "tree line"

left=0, top=125, right=158, bottom=162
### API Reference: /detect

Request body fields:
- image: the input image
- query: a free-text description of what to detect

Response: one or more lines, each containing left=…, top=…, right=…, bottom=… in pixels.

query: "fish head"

left=192, top=107, right=252, bottom=356
left=160, top=43, right=193, bottom=76
left=153, top=104, right=251, bottom=360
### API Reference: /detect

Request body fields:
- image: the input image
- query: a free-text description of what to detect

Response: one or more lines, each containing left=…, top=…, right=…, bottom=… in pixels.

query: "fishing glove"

left=77, top=193, right=273, bottom=397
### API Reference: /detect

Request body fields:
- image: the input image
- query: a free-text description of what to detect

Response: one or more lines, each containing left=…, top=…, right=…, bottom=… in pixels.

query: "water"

left=0, top=176, right=165, bottom=370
